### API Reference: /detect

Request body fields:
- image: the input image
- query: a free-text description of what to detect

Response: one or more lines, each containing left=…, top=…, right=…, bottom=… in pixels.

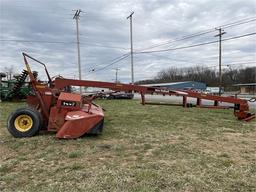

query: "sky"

left=0, top=0, right=255, bottom=83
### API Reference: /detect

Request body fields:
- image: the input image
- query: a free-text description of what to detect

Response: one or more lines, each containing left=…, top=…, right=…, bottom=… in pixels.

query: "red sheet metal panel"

left=58, top=92, right=81, bottom=102
left=56, top=105, right=104, bottom=138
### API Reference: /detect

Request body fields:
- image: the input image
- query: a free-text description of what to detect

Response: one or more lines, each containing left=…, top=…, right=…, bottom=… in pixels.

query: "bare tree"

left=4, top=65, right=16, bottom=80
left=140, top=66, right=255, bottom=88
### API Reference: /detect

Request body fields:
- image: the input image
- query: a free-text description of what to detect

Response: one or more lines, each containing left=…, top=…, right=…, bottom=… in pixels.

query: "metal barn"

left=143, top=81, right=207, bottom=90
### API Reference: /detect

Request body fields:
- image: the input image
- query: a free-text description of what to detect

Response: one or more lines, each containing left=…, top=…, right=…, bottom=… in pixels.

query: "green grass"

left=0, top=100, right=255, bottom=192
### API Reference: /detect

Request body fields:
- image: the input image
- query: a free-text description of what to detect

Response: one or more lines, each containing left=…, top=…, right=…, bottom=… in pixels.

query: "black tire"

left=107, top=95, right=114, bottom=100
left=87, top=119, right=104, bottom=135
left=7, top=107, right=43, bottom=138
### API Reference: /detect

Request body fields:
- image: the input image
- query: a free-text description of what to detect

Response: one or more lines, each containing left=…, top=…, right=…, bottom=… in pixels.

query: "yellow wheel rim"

left=14, top=115, right=33, bottom=132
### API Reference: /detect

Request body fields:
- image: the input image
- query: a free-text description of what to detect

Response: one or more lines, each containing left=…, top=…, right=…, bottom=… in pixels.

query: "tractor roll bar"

left=22, top=52, right=52, bottom=85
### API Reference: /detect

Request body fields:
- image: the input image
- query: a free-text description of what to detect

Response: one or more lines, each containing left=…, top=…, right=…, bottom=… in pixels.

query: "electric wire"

left=135, top=32, right=256, bottom=54
left=89, top=54, right=130, bottom=73
left=136, top=17, right=256, bottom=51
left=205, top=62, right=256, bottom=68
left=88, top=32, right=256, bottom=73
left=88, top=53, right=130, bottom=71
left=1, top=14, right=255, bottom=74
left=0, top=39, right=129, bottom=50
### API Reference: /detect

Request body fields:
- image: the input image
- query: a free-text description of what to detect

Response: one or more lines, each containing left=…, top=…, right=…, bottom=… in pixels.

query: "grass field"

left=0, top=100, right=256, bottom=192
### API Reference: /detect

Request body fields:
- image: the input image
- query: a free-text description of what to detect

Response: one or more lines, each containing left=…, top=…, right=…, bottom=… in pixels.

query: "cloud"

left=0, top=0, right=255, bottom=83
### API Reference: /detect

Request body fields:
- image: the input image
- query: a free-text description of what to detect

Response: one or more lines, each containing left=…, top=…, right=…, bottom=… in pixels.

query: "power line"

left=0, top=39, right=73, bottom=44
left=80, top=43, right=128, bottom=50
left=90, top=54, right=130, bottom=73
left=221, top=18, right=256, bottom=29
left=135, top=32, right=256, bottom=54
left=205, top=62, right=256, bottom=69
left=136, top=53, right=203, bottom=65
left=136, top=30, right=216, bottom=51
left=136, top=17, right=256, bottom=52
left=204, top=62, right=256, bottom=67
left=1, top=17, right=254, bottom=52
left=145, top=17, right=256, bottom=51
left=88, top=53, right=130, bottom=71
left=90, top=16, right=256, bottom=73
left=91, top=54, right=130, bottom=73
left=156, top=62, right=256, bottom=70
left=225, top=61, right=256, bottom=65
left=135, top=52, right=256, bottom=68
left=199, top=61, right=256, bottom=68
left=0, top=39, right=128, bottom=50
left=139, top=52, right=256, bottom=66
left=88, top=32, right=255, bottom=73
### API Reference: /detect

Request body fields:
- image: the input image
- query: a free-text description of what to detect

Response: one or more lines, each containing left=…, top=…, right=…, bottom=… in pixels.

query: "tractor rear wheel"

left=7, top=107, right=43, bottom=138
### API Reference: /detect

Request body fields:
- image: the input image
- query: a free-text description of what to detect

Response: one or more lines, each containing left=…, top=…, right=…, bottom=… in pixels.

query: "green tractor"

left=0, top=70, right=31, bottom=101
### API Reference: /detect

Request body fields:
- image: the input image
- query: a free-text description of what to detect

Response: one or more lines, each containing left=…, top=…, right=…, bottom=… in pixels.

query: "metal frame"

left=20, top=52, right=255, bottom=138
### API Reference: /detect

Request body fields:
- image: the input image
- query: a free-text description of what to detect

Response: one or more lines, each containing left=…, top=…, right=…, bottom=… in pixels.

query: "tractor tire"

left=7, top=107, right=43, bottom=138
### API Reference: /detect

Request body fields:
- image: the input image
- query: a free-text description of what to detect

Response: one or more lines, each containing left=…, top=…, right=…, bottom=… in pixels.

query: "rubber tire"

left=7, top=107, right=43, bottom=138
left=107, top=95, right=113, bottom=99
left=87, top=119, right=104, bottom=135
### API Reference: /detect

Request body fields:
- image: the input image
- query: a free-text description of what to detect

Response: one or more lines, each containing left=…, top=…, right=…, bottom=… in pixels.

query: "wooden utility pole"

left=73, top=9, right=82, bottom=94
left=127, top=11, right=134, bottom=85
left=215, top=28, right=226, bottom=96
left=115, top=68, right=119, bottom=83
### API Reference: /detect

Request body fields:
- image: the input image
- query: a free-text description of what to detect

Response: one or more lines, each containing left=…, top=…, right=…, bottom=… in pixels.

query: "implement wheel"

left=7, top=107, right=43, bottom=138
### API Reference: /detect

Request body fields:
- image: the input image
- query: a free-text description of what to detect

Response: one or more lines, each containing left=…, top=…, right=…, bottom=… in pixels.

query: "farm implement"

left=0, top=70, right=31, bottom=101
left=7, top=53, right=255, bottom=139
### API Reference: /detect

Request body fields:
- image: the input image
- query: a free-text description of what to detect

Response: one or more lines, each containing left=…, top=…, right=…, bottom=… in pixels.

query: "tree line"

left=2, top=65, right=255, bottom=90
left=136, top=66, right=256, bottom=89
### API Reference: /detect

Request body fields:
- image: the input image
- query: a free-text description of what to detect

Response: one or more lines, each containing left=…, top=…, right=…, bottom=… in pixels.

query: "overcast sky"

left=0, top=0, right=255, bottom=83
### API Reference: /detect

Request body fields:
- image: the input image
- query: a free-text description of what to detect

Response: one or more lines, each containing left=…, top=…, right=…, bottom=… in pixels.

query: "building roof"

left=233, top=83, right=256, bottom=86
left=142, top=81, right=204, bottom=87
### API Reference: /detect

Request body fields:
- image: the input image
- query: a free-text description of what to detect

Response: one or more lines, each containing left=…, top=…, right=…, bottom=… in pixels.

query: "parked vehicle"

left=205, top=87, right=224, bottom=95
left=107, top=91, right=134, bottom=99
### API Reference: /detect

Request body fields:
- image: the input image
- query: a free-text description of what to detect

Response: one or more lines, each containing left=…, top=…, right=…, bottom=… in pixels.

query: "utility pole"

left=73, top=9, right=82, bottom=94
left=127, top=11, right=134, bottom=85
left=115, top=68, right=119, bottom=83
left=215, top=28, right=226, bottom=96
